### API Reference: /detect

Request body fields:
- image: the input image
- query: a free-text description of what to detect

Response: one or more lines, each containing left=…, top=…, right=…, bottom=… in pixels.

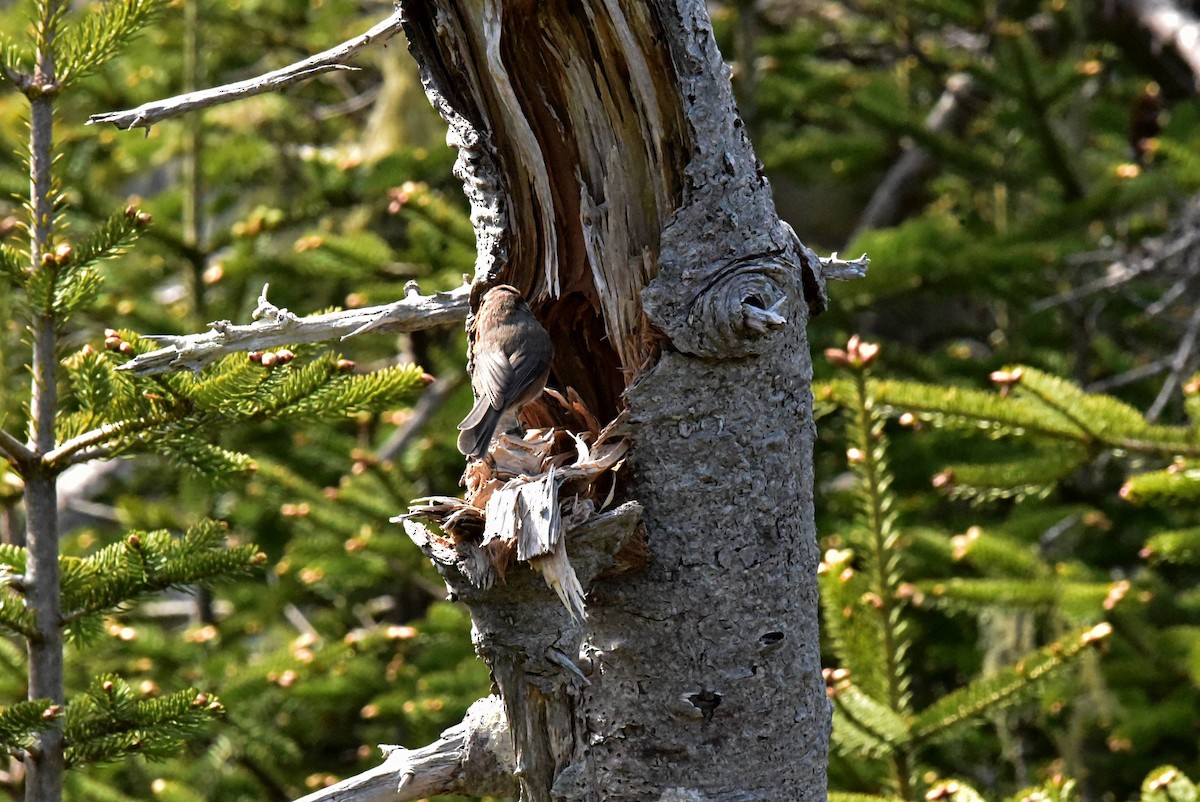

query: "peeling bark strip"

left=402, top=1, right=829, bottom=801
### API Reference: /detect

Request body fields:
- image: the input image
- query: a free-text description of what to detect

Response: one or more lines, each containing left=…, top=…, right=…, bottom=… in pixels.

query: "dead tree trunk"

left=85, top=2, right=836, bottom=799
left=391, top=2, right=831, bottom=800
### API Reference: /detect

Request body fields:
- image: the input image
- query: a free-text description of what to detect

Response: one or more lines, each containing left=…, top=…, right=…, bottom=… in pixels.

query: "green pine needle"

left=1143, top=528, right=1200, bottom=566
left=0, top=33, right=31, bottom=83
left=935, top=446, right=1089, bottom=503
left=57, top=0, right=165, bottom=87
left=60, top=521, right=261, bottom=641
left=919, top=577, right=1110, bottom=616
left=832, top=683, right=911, bottom=754
left=821, top=547, right=898, bottom=708
left=0, top=700, right=58, bottom=756
left=0, top=243, right=25, bottom=287
left=945, top=529, right=1049, bottom=580
left=820, top=377, right=1086, bottom=440
left=70, top=208, right=146, bottom=272
left=0, top=546, right=36, bottom=639
left=1122, top=467, right=1200, bottom=507
left=831, top=708, right=897, bottom=759
left=910, top=624, right=1112, bottom=744
left=1140, top=765, right=1197, bottom=802
left=64, top=675, right=223, bottom=766
left=1012, top=367, right=1196, bottom=451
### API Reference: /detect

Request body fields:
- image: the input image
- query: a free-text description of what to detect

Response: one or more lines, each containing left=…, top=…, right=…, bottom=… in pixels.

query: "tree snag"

left=97, top=2, right=840, bottom=798
left=399, top=2, right=831, bottom=800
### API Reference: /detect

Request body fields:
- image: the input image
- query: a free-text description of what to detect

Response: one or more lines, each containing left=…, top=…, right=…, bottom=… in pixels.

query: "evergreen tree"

left=0, top=3, right=448, bottom=799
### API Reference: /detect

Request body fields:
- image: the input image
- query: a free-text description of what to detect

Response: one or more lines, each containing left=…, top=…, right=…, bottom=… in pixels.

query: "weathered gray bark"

left=399, top=2, right=829, bottom=800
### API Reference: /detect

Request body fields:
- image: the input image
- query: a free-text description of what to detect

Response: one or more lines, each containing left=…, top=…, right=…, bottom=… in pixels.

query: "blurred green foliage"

left=1, top=0, right=488, bottom=798
left=711, top=0, right=1200, bottom=799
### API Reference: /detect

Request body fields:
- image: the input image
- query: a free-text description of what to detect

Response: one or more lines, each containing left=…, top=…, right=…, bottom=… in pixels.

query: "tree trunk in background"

left=401, top=2, right=830, bottom=798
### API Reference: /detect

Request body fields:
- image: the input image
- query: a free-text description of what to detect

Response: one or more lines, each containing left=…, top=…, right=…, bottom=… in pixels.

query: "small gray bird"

left=457, top=285, right=554, bottom=458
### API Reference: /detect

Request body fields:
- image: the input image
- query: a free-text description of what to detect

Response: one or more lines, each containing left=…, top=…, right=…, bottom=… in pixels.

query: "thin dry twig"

left=1147, top=302, right=1200, bottom=420
left=376, top=375, right=466, bottom=462
left=1120, top=0, right=1200, bottom=88
left=88, top=8, right=406, bottom=131
left=1031, top=228, right=1200, bottom=312
left=117, top=281, right=470, bottom=376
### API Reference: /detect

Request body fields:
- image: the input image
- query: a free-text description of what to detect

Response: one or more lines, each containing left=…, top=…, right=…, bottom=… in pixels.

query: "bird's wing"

left=477, top=347, right=516, bottom=410
left=504, top=345, right=549, bottom=406
left=470, top=333, right=549, bottom=416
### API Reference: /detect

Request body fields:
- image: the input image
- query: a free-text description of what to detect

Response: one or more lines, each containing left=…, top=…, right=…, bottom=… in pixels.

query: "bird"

left=457, top=285, right=554, bottom=459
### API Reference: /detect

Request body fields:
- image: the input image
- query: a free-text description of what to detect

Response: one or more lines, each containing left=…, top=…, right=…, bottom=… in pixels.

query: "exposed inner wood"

left=405, top=0, right=687, bottom=421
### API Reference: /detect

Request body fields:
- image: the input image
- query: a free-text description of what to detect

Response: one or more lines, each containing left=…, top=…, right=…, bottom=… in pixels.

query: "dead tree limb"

left=87, top=8, right=407, bottom=131
left=1119, top=0, right=1200, bottom=87
left=118, top=281, right=469, bottom=376
left=290, top=696, right=516, bottom=802
left=848, top=73, right=981, bottom=244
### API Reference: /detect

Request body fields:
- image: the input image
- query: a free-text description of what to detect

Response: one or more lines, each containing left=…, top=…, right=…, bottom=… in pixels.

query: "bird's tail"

left=457, top=400, right=503, bottom=458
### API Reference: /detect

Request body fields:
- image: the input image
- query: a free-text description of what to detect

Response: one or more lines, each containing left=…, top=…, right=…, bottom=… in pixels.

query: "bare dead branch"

left=1120, top=0, right=1200, bottom=88
left=819, top=252, right=871, bottom=282
left=376, top=375, right=466, bottom=462
left=1147, top=301, right=1200, bottom=420
left=0, top=429, right=34, bottom=468
left=88, top=8, right=407, bottom=130
left=290, top=696, right=516, bottom=802
left=1031, top=227, right=1200, bottom=312
left=848, top=73, right=981, bottom=244
left=116, top=281, right=470, bottom=376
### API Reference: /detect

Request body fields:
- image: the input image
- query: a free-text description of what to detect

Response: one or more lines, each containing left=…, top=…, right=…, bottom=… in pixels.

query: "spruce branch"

left=1142, top=526, right=1200, bottom=565
left=933, top=447, right=1089, bottom=503
left=0, top=700, right=57, bottom=757
left=117, top=281, right=469, bottom=376
left=0, top=589, right=39, bottom=639
left=64, top=676, right=224, bottom=766
left=1008, top=33, right=1085, bottom=201
left=1012, top=367, right=1200, bottom=456
left=830, top=684, right=911, bottom=756
left=824, top=337, right=915, bottom=799
left=58, top=522, right=262, bottom=636
left=920, top=578, right=1109, bottom=613
left=820, top=377, right=1089, bottom=441
left=842, top=347, right=912, bottom=718
left=822, top=370, right=1200, bottom=457
left=43, top=414, right=179, bottom=469
left=56, top=0, right=164, bottom=87
left=64, top=205, right=146, bottom=277
left=87, top=7, right=406, bottom=131
left=0, top=33, right=31, bottom=86
left=909, top=624, right=1112, bottom=744
left=0, top=243, right=25, bottom=285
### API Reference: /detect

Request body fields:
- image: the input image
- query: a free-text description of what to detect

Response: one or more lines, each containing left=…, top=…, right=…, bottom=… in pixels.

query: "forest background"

left=3, top=0, right=1200, bottom=800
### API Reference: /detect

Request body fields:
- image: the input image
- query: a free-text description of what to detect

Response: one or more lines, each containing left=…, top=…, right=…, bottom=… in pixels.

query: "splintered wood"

left=401, top=392, right=628, bottom=619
